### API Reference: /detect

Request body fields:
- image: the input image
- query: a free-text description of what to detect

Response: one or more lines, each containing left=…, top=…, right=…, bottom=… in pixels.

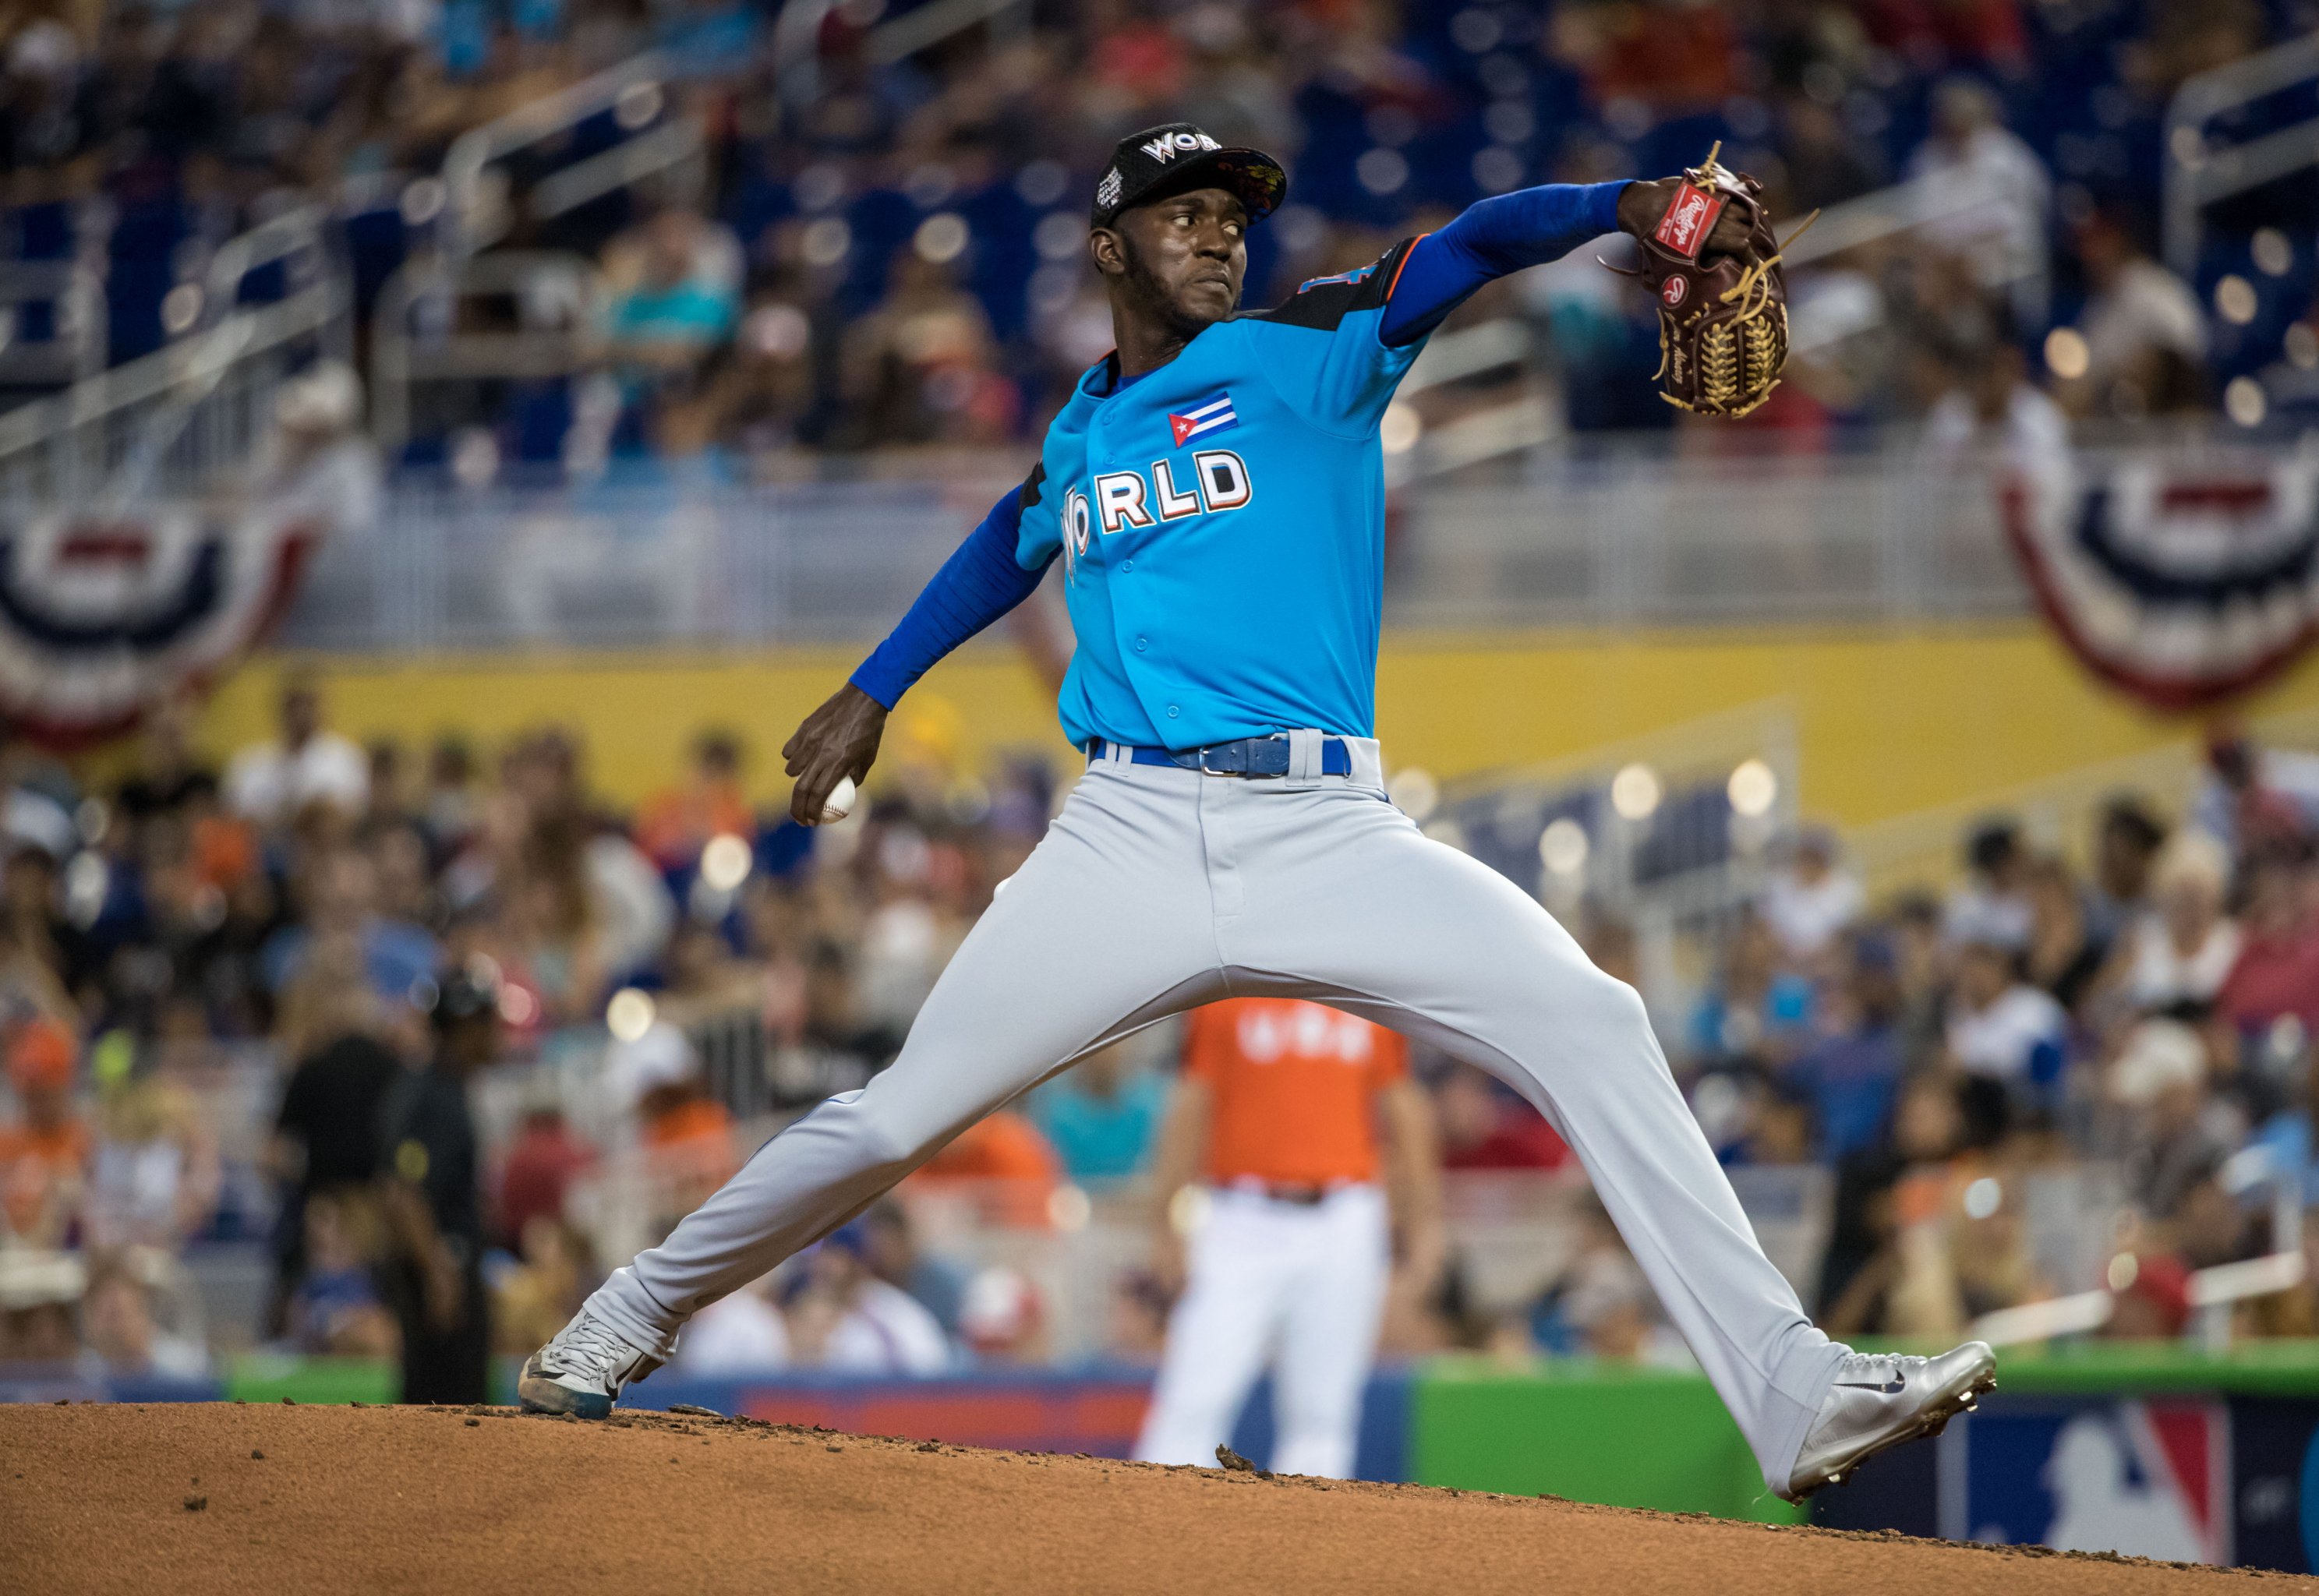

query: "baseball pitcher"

left=521, top=122, right=1992, bottom=1502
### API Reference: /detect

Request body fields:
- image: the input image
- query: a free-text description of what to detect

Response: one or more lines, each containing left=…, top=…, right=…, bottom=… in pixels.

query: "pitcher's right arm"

left=785, top=468, right=1058, bottom=824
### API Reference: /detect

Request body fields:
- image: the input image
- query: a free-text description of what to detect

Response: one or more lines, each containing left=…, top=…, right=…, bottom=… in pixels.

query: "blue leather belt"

left=1088, top=735, right=1355, bottom=779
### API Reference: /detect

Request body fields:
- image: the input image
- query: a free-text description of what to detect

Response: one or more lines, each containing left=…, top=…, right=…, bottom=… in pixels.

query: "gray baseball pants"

left=584, top=734, right=1847, bottom=1491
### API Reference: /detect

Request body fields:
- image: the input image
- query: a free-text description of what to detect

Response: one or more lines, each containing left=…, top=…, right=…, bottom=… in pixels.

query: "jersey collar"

left=1077, top=319, right=1228, bottom=402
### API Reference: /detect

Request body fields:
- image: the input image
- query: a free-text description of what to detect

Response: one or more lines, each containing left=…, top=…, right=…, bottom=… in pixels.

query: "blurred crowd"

left=0, top=0, right=2310, bottom=473
left=0, top=670, right=1078, bottom=1386
left=5, top=0, right=2319, bottom=1395
left=3, top=664, right=2319, bottom=1384
left=1659, top=725, right=2319, bottom=1356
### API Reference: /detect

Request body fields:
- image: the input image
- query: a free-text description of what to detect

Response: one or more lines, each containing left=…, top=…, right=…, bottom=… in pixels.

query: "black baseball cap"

left=1091, top=122, right=1288, bottom=231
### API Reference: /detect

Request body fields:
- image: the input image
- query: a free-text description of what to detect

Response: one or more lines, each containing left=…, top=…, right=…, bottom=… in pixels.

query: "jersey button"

left=1121, top=560, right=1134, bottom=572
left=1166, top=705, right=1180, bottom=719
left=1134, top=637, right=1148, bottom=652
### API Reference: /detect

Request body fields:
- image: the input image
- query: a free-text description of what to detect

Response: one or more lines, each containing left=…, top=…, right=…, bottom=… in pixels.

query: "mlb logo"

left=1950, top=1398, right=2230, bottom=1565
left=1168, top=392, right=1239, bottom=447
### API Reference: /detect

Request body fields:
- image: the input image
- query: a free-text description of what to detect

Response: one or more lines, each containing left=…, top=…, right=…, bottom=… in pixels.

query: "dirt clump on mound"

left=0, top=1403, right=2303, bottom=1594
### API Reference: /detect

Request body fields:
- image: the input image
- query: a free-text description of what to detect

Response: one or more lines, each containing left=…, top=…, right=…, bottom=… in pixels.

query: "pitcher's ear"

left=1088, top=227, right=1125, bottom=277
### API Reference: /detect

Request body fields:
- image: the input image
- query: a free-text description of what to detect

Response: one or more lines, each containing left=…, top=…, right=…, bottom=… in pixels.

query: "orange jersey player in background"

left=1134, top=997, right=1442, bottom=1478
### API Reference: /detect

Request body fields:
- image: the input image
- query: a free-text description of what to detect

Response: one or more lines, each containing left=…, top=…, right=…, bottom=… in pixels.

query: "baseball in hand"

left=818, top=775, right=857, bottom=825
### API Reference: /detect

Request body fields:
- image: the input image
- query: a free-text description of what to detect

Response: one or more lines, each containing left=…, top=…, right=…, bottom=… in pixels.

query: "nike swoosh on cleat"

left=1833, top=1379, right=1907, bottom=1393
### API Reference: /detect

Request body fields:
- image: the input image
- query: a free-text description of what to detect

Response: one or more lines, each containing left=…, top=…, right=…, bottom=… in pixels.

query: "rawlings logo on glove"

left=1652, top=182, right=1723, bottom=260
left=1610, top=145, right=1816, bottom=421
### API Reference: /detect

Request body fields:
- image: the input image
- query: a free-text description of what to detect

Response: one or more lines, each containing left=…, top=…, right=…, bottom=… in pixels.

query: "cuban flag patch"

left=1168, top=391, right=1239, bottom=447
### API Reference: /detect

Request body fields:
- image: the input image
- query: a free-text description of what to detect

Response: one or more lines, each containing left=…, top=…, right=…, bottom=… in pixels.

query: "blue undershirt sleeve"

left=849, top=484, right=1055, bottom=709
left=1380, top=179, right=1631, bottom=347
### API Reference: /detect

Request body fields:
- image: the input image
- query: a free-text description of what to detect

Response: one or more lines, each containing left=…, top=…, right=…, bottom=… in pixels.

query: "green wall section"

left=1963, top=1340, right=2319, bottom=1396
left=224, top=1353, right=401, bottom=1406
left=1405, top=1343, right=2319, bottom=1525
left=1409, top=1358, right=1802, bottom=1525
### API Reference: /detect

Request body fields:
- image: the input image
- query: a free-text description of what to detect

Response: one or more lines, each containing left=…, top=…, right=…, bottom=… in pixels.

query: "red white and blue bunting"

left=2002, top=454, right=2319, bottom=711
left=0, top=503, right=319, bottom=747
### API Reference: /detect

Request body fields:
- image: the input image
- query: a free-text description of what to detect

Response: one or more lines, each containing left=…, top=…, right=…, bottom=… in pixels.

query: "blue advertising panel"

left=624, top=1365, right=1413, bottom=1482
left=1805, top=1354, right=2319, bottom=1573
left=2229, top=1396, right=2319, bottom=1574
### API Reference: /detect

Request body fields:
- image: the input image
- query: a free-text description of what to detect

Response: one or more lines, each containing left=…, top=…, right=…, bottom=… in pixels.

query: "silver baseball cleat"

left=1780, top=1340, right=1997, bottom=1502
left=516, top=1308, right=663, bottom=1420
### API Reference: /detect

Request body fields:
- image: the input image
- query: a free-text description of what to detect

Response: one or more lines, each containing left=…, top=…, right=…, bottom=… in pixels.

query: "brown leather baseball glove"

left=1610, top=146, right=1813, bottom=420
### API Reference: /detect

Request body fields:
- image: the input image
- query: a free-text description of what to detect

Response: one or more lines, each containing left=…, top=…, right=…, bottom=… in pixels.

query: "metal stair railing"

left=2163, top=30, right=2319, bottom=279
left=1970, top=1148, right=2307, bottom=1351
left=771, top=0, right=1034, bottom=104
left=200, top=203, right=336, bottom=334
left=440, top=51, right=705, bottom=263
left=377, top=50, right=705, bottom=457
left=0, top=211, right=348, bottom=506
left=407, top=5, right=1045, bottom=461
left=0, top=259, right=105, bottom=390
left=87, top=203, right=351, bottom=507
left=370, top=251, right=605, bottom=452
left=1780, top=169, right=2035, bottom=280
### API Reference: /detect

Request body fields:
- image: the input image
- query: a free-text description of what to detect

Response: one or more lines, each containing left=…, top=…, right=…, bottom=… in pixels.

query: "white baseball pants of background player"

left=1135, top=1182, right=1389, bottom=1478
left=582, top=734, right=1850, bottom=1492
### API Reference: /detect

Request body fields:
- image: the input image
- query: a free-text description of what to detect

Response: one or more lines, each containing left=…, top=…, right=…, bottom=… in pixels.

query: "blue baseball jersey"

left=1015, top=239, right=1425, bottom=752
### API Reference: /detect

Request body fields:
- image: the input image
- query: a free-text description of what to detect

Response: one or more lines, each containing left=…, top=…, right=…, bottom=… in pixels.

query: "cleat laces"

left=548, top=1315, right=630, bottom=1382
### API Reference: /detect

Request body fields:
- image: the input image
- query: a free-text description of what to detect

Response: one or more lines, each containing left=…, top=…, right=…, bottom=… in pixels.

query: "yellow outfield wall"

left=192, top=620, right=2319, bottom=828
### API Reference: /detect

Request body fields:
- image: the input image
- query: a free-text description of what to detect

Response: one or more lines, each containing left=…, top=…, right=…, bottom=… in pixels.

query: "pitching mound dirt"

left=0, top=1403, right=2308, bottom=1594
